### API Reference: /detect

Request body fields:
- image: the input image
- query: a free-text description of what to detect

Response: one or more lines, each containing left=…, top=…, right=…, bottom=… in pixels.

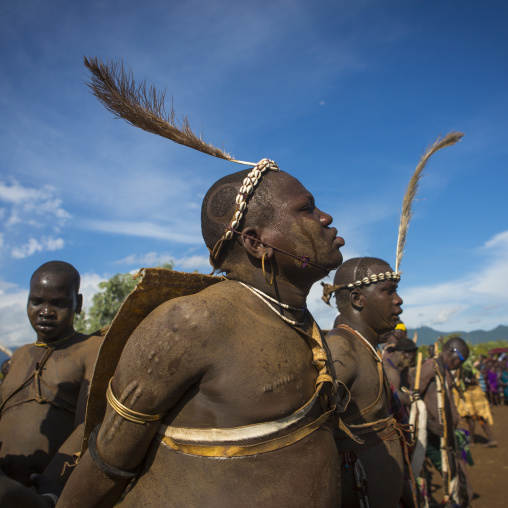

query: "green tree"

left=75, top=262, right=173, bottom=334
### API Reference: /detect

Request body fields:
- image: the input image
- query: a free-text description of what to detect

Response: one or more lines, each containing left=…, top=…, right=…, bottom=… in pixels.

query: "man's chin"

left=35, top=329, right=60, bottom=342
left=323, top=251, right=343, bottom=271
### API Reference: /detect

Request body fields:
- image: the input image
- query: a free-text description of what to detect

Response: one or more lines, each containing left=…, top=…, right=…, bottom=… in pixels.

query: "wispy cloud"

left=0, top=179, right=71, bottom=259
left=82, top=220, right=202, bottom=244
left=115, top=252, right=175, bottom=267
left=400, top=230, right=508, bottom=331
left=0, top=280, right=31, bottom=348
left=79, top=272, right=108, bottom=312
left=11, top=236, right=65, bottom=259
left=115, top=251, right=213, bottom=272
left=0, top=179, right=71, bottom=224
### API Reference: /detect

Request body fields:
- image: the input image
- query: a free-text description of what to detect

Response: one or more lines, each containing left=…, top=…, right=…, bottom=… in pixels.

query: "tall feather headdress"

left=321, top=131, right=464, bottom=305
left=394, top=132, right=464, bottom=273
left=84, top=56, right=256, bottom=166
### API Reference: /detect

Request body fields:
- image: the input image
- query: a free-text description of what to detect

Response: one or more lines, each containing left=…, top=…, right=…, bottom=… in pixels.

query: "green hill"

left=406, top=324, right=508, bottom=345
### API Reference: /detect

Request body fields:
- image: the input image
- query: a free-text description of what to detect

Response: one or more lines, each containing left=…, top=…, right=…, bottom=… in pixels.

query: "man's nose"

left=319, top=211, right=333, bottom=226
left=40, top=305, right=54, bottom=316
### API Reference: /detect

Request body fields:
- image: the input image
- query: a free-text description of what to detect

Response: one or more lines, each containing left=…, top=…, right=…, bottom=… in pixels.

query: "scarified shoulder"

left=325, top=327, right=362, bottom=357
left=325, top=328, right=360, bottom=387
left=147, top=280, right=239, bottom=337
left=116, top=281, right=239, bottom=382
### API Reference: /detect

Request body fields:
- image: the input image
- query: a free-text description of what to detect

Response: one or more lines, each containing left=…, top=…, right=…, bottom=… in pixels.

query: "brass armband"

left=106, top=378, right=166, bottom=425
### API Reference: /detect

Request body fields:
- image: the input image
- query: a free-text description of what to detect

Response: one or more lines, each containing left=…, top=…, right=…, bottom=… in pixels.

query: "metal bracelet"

left=88, top=425, right=142, bottom=479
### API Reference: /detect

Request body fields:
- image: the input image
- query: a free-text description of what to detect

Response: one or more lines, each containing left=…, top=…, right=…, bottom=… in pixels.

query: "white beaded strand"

left=238, top=282, right=305, bottom=327
left=238, top=282, right=306, bottom=311
left=347, top=271, right=401, bottom=289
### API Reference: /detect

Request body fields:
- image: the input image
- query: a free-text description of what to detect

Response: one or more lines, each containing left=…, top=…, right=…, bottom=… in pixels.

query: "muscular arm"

left=325, top=330, right=358, bottom=399
left=58, top=299, right=212, bottom=508
left=419, top=359, right=442, bottom=434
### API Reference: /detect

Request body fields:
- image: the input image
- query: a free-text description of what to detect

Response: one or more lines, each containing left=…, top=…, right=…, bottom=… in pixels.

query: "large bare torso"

left=109, top=281, right=340, bottom=507
left=0, top=334, right=101, bottom=484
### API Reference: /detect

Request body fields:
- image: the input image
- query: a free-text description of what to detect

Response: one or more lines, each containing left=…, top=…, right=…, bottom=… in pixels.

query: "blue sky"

left=1, top=0, right=507, bottom=347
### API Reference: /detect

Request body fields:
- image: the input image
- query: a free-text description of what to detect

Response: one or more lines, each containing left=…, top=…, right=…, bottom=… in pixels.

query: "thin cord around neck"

left=238, top=282, right=306, bottom=327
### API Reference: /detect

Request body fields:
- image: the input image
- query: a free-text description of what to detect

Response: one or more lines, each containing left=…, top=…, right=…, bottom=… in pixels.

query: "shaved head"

left=31, top=261, right=80, bottom=294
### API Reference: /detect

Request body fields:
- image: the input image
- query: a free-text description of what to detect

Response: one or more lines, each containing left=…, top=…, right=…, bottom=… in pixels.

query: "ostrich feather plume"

left=395, top=132, right=464, bottom=273
left=84, top=56, right=236, bottom=162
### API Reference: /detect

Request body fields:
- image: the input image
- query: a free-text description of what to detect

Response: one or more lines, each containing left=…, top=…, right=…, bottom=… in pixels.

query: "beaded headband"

left=209, top=158, right=279, bottom=266
left=321, top=271, right=401, bottom=306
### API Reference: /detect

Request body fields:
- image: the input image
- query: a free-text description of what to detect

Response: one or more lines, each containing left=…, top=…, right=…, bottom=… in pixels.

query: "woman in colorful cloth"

left=486, top=360, right=501, bottom=405
left=454, top=365, right=497, bottom=447
left=499, top=362, right=508, bottom=404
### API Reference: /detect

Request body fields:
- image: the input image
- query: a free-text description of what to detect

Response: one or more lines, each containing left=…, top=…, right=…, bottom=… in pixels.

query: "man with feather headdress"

left=56, top=58, right=347, bottom=507
left=322, top=257, right=407, bottom=508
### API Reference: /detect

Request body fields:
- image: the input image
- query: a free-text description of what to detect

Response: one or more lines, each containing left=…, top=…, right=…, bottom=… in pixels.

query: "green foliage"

left=416, top=339, right=508, bottom=363
left=418, top=345, right=429, bottom=357
left=75, top=262, right=174, bottom=334
left=467, top=340, right=508, bottom=360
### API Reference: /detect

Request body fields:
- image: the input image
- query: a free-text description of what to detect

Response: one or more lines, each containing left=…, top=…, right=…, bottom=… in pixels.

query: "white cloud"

left=307, top=277, right=338, bottom=331
left=82, top=220, right=201, bottom=244
left=174, top=255, right=212, bottom=271
left=0, top=179, right=71, bottom=259
left=483, top=230, right=508, bottom=250
left=11, top=236, right=65, bottom=259
left=115, top=252, right=175, bottom=267
left=0, top=180, right=70, bottom=224
left=308, top=230, right=508, bottom=333
left=115, top=252, right=212, bottom=272
left=0, top=281, right=31, bottom=348
left=399, top=230, right=508, bottom=331
left=79, top=272, right=107, bottom=312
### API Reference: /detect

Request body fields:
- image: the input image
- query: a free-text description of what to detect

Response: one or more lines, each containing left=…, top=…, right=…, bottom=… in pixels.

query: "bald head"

left=31, top=261, right=81, bottom=294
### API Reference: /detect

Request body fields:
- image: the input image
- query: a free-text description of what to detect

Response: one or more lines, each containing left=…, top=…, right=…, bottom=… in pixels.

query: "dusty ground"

left=427, top=404, right=508, bottom=507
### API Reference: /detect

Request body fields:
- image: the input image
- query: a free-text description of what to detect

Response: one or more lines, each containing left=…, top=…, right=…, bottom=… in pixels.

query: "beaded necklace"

left=238, top=282, right=306, bottom=327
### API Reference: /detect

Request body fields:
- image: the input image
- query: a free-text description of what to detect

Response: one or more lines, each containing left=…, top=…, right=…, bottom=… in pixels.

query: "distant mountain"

left=406, top=325, right=508, bottom=346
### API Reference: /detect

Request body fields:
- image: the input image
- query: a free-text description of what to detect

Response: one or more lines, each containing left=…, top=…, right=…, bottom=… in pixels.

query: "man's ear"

left=76, top=294, right=83, bottom=315
left=350, top=289, right=364, bottom=310
left=239, top=227, right=273, bottom=260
